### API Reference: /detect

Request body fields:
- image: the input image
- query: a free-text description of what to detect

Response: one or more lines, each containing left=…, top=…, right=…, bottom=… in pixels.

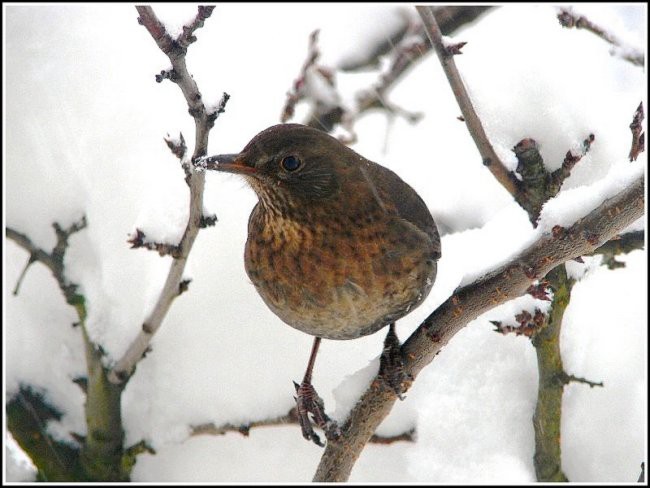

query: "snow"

left=4, top=3, right=646, bottom=483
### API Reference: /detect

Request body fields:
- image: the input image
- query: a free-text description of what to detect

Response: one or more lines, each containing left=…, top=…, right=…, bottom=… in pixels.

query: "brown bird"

left=200, top=123, right=440, bottom=445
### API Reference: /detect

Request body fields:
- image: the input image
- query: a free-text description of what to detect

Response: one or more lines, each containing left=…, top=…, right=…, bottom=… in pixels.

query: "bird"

left=199, top=123, right=441, bottom=445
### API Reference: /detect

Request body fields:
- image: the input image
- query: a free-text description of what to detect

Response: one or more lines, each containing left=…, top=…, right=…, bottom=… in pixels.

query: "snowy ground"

left=4, top=3, right=646, bottom=483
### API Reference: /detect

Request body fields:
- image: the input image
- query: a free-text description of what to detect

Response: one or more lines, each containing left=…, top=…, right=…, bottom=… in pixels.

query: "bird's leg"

left=293, top=337, right=341, bottom=446
left=378, top=323, right=413, bottom=400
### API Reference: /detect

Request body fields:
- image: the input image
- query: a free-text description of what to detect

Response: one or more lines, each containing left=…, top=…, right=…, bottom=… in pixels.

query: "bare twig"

left=126, top=229, right=182, bottom=258
left=190, top=408, right=415, bottom=445
left=629, top=102, right=645, bottom=162
left=7, top=218, right=88, bottom=308
left=314, top=175, right=644, bottom=481
left=281, top=7, right=493, bottom=140
left=562, top=373, right=603, bottom=388
left=550, top=133, right=595, bottom=192
left=557, top=8, right=644, bottom=67
left=110, top=6, right=226, bottom=384
left=416, top=5, right=518, bottom=196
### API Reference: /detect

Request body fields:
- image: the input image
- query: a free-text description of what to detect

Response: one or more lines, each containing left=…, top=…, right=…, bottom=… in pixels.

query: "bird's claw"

left=379, top=325, right=413, bottom=400
left=293, top=380, right=340, bottom=446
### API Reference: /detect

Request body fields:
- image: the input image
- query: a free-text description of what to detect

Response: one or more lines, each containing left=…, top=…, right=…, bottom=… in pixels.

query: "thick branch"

left=110, top=7, right=226, bottom=384
left=7, top=220, right=127, bottom=481
left=531, top=266, right=573, bottom=482
left=313, top=175, right=644, bottom=481
left=416, top=6, right=518, bottom=196
left=6, top=386, right=84, bottom=481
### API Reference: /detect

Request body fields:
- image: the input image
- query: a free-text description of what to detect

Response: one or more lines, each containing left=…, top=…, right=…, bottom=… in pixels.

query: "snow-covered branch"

left=557, top=8, right=645, bottom=67
left=314, top=174, right=644, bottom=481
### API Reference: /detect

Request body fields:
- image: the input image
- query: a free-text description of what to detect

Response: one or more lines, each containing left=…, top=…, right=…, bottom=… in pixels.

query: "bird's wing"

left=362, top=160, right=441, bottom=259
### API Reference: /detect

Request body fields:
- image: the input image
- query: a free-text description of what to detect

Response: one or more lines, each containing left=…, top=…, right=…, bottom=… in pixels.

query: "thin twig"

left=7, top=218, right=87, bottom=307
left=190, top=408, right=415, bottom=445
left=562, top=373, right=603, bottom=388
left=281, top=7, right=493, bottom=140
left=416, top=5, right=518, bottom=196
left=557, top=8, right=644, bottom=67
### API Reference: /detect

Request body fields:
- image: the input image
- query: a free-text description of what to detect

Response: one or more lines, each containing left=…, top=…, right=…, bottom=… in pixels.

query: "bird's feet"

left=378, top=323, right=413, bottom=400
left=293, top=380, right=341, bottom=447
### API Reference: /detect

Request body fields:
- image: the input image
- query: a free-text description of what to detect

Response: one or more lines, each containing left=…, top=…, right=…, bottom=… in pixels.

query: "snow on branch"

left=314, top=174, right=644, bottom=481
left=557, top=8, right=645, bottom=67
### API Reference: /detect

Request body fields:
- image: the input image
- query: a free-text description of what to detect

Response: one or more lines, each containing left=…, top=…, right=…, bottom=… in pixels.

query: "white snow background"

left=3, top=3, right=647, bottom=483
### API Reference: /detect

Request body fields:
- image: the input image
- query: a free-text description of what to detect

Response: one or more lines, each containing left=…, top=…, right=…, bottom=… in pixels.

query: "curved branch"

left=313, top=175, right=644, bottom=481
left=416, top=5, right=518, bottom=196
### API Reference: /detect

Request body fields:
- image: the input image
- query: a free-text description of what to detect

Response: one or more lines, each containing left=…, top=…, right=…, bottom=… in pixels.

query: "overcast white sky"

left=4, top=3, right=647, bottom=483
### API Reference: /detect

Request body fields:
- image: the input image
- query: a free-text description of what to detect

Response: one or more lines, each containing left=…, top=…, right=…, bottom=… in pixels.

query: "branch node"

left=127, top=229, right=182, bottom=258
left=178, top=278, right=192, bottom=295
left=164, top=132, right=187, bottom=160
left=199, top=214, right=218, bottom=228
left=155, top=68, right=178, bottom=83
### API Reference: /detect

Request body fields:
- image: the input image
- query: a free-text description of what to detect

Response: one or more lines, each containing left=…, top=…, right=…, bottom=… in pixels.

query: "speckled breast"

left=244, top=206, right=437, bottom=340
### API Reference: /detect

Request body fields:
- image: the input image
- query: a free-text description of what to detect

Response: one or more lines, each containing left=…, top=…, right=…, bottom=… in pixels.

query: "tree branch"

left=416, top=5, right=518, bottom=196
left=557, top=8, right=645, bottom=67
left=7, top=219, right=127, bottom=481
left=190, top=408, right=415, bottom=445
left=281, top=6, right=493, bottom=140
left=530, top=266, right=572, bottom=482
left=313, top=174, right=644, bottom=481
left=109, top=6, right=227, bottom=384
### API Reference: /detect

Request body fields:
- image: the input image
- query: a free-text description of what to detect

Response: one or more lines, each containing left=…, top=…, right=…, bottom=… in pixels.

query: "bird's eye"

left=280, top=155, right=301, bottom=172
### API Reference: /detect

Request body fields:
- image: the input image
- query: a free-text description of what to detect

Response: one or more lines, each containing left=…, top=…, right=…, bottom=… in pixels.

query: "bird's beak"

left=202, top=153, right=257, bottom=175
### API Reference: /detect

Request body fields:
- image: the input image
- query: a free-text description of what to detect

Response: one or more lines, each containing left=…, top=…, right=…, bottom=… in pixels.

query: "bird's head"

left=205, top=124, right=363, bottom=208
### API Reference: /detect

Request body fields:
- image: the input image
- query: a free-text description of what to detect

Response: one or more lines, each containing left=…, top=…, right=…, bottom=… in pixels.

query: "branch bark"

left=6, top=219, right=127, bottom=481
left=530, top=266, right=572, bottom=482
left=109, top=6, right=225, bottom=384
left=313, top=174, right=644, bottom=481
left=416, top=5, right=518, bottom=196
